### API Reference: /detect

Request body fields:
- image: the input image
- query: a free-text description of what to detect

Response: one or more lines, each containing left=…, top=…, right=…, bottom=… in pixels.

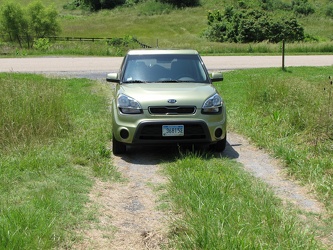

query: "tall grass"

left=4, top=39, right=333, bottom=57
left=219, top=67, right=333, bottom=209
left=166, top=155, right=321, bottom=249
left=0, top=73, right=119, bottom=249
left=0, top=74, right=70, bottom=149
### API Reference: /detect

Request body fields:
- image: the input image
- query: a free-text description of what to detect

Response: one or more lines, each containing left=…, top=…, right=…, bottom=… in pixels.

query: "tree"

left=0, top=1, right=61, bottom=48
left=0, top=3, right=28, bottom=48
left=28, top=1, right=60, bottom=39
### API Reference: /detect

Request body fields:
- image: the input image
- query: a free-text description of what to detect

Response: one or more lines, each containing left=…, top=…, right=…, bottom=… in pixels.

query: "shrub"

left=260, top=0, right=292, bottom=11
left=137, top=0, right=173, bottom=16
left=159, top=0, right=200, bottom=8
left=34, top=38, right=50, bottom=51
left=83, top=0, right=126, bottom=11
left=203, top=8, right=305, bottom=43
left=292, top=0, right=315, bottom=16
left=124, top=0, right=142, bottom=7
left=325, top=3, right=333, bottom=17
left=63, top=0, right=82, bottom=10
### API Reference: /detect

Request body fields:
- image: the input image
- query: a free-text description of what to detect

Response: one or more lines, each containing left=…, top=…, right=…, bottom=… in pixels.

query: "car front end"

left=107, top=49, right=227, bottom=154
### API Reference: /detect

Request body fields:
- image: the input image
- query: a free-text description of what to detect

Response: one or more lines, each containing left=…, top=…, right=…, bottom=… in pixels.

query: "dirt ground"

left=73, top=131, right=328, bottom=249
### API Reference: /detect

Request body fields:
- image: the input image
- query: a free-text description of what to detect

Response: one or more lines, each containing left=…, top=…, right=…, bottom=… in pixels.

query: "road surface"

left=0, top=55, right=332, bottom=79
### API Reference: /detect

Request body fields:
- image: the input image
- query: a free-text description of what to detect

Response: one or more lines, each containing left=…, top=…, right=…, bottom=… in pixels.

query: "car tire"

left=112, top=135, right=126, bottom=155
left=211, top=135, right=227, bottom=152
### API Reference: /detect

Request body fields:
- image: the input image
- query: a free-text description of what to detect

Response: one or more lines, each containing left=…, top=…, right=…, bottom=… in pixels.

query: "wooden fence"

left=45, top=36, right=152, bottom=48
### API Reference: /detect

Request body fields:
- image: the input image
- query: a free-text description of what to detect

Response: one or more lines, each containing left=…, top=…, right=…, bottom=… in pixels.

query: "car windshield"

left=121, top=54, right=210, bottom=83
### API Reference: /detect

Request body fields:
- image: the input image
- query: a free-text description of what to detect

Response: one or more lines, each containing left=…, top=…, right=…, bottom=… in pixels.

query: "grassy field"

left=164, top=66, right=333, bottom=248
left=165, top=156, right=323, bottom=249
left=1, top=68, right=332, bottom=248
left=0, top=0, right=333, bottom=55
left=0, top=0, right=332, bottom=247
left=220, top=67, right=333, bottom=209
left=0, top=73, right=120, bottom=249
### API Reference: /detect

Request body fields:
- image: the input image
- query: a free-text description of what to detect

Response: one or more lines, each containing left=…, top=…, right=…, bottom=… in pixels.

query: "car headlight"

left=202, top=93, right=222, bottom=113
left=117, top=94, right=142, bottom=114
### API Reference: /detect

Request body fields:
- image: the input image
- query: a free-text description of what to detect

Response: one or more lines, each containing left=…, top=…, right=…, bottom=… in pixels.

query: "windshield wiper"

left=156, top=80, right=179, bottom=83
left=123, top=80, right=148, bottom=83
left=157, top=80, right=194, bottom=83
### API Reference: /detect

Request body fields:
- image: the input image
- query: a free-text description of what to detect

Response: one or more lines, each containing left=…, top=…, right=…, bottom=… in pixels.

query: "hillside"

left=0, top=0, right=332, bottom=53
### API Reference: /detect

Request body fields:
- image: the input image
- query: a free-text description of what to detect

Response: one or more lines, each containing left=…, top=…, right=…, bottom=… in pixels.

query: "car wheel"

left=112, top=135, right=126, bottom=155
left=211, top=136, right=227, bottom=152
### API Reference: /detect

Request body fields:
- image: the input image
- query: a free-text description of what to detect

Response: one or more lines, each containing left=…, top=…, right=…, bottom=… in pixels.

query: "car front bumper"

left=112, top=104, right=227, bottom=146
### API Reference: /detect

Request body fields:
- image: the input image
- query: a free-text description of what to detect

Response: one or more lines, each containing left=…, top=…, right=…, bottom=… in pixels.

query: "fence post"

left=282, top=39, right=285, bottom=71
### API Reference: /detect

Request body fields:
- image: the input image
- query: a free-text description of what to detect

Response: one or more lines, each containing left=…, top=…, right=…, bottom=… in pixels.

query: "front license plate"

left=162, top=125, right=184, bottom=137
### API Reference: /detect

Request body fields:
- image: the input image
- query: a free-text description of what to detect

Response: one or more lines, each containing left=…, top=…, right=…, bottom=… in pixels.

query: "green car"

left=107, top=49, right=227, bottom=154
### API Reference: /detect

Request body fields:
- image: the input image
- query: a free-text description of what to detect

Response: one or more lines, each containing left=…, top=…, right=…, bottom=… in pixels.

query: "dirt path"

left=225, top=132, right=325, bottom=214
left=74, top=146, right=172, bottom=250
left=74, top=131, right=327, bottom=249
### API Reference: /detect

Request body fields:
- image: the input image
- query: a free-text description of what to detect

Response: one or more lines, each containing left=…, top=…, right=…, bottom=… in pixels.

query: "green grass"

left=163, top=66, right=333, bottom=249
left=219, top=67, right=333, bottom=208
left=0, top=73, right=120, bottom=249
left=1, top=0, right=333, bottom=56
left=165, top=155, right=323, bottom=249
left=1, top=68, right=332, bottom=248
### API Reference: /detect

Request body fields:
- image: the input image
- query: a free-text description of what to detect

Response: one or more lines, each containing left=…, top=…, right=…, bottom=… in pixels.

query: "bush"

left=34, top=38, right=50, bottom=51
left=325, top=3, right=333, bottom=17
left=159, top=0, right=200, bottom=8
left=260, top=0, right=292, bottom=11
left=124, top=0, right=142, bottom=7
left=203, top=8, right=305, bottom=43
left=83, top=0, right=126, bottom=11
left=137, top=0, right=173, bottom=16
left=292, top=0, right=315, bottom=16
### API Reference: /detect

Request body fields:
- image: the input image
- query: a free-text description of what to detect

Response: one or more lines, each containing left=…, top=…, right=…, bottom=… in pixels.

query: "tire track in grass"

left=74, top=146, right=170, bottom=250
left=224, top=132, right=325, bottom=214
left=74, top=131, right=330, bottom=249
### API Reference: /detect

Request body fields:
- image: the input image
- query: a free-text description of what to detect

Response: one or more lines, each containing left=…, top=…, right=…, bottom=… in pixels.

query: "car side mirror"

left=106, top=73, right=120, bottom=83
left=210, top=72, right=223, bottom=82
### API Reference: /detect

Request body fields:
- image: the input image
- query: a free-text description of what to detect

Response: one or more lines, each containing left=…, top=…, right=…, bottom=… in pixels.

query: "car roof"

left=126, top=49, right=199, bottom=55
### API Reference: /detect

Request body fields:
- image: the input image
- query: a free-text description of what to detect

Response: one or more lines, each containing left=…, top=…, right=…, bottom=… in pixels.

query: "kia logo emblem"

left=167, top=99, right=177, bottom=104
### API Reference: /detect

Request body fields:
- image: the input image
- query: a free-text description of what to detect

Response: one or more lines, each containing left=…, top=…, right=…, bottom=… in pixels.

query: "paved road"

left=0, top=55, right=332, bottom=79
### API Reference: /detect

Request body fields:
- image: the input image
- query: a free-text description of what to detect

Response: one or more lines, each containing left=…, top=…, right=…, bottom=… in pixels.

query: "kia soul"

left=106, top=49, right=227, bottom=154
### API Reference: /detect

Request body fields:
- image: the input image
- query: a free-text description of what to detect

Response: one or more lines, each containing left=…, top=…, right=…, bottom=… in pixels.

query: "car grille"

left=149, top=106, right=196, bottom=115
left=137, top=124, right=206, bottom=140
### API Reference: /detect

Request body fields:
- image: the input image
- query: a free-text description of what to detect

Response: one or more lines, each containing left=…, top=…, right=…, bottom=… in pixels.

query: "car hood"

left=117, top=83, right=217, bottom=108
